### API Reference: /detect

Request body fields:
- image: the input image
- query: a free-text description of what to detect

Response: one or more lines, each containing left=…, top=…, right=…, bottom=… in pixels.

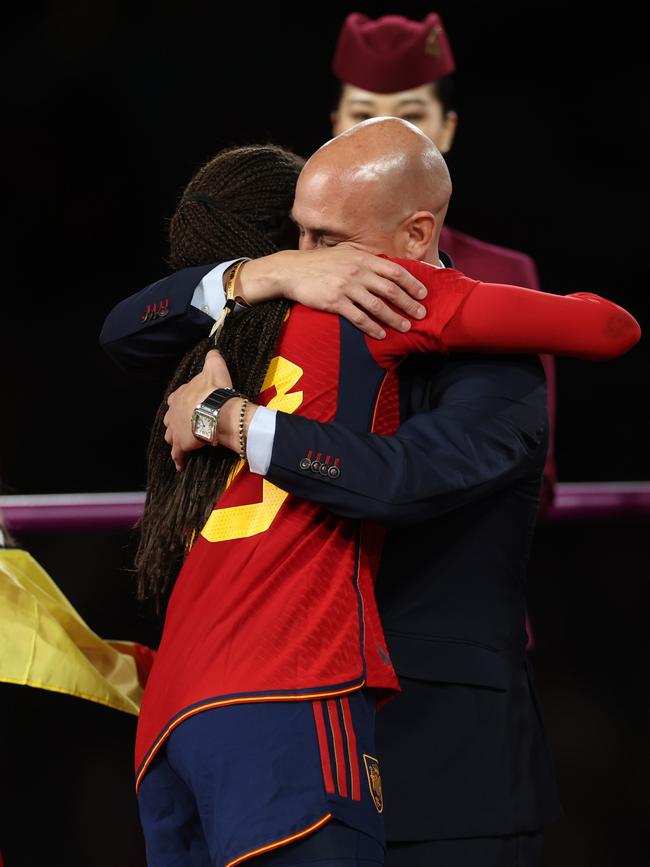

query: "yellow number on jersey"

left=200, top=355, right=304, bottom=543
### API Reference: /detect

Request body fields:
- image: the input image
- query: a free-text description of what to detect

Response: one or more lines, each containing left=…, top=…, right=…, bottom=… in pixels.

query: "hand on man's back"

left=240, top=244, right=428, bottom=340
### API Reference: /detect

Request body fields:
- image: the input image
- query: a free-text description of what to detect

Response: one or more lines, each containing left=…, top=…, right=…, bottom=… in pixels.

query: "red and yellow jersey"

left=135, top=258, right=639, bottom=788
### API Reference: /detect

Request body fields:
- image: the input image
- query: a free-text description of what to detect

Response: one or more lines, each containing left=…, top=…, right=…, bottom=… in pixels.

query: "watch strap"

left=201, top=388, right=242, bottom=413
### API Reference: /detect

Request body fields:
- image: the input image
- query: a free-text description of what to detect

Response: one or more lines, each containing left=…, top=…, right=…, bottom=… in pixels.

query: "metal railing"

left=1, top=483, right=649, bottom=532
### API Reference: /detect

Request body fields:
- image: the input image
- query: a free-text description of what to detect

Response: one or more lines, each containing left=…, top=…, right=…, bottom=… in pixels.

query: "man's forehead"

left=295, top=164, right=341, bottom=201
left=291, top=187, right=352, bottom=234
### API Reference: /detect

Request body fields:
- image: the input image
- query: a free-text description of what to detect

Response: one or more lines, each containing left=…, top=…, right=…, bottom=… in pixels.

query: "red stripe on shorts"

left=312, top=701, right=335, bottom=794
left=326, top=699, right=348, bottom=797
left=339, top=697, right=361, bottom=801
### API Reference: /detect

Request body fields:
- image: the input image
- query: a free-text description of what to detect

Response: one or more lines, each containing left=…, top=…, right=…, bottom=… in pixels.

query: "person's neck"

left=420, top=243, right=440, bottom=266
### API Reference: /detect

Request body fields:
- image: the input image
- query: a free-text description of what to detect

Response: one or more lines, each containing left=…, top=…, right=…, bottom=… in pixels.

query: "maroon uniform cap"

left=332, top=12, right=455, bottom=94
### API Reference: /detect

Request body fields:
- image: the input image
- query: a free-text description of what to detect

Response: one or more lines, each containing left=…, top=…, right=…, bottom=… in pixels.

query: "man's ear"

left=404, top=211, right=436, bottom=258
left=438, top=111, right=458, bottom=154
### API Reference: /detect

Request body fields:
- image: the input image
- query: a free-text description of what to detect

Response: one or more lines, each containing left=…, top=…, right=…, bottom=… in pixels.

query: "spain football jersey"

left=134, top=255, right=639, bottom=790
left=133, top=257, right=478, bottom=788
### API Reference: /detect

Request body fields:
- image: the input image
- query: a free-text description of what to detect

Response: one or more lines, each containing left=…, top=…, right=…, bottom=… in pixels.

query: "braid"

left=135, top=145, right=303, bottom=609
left=168, top=145, right=303, bottom=268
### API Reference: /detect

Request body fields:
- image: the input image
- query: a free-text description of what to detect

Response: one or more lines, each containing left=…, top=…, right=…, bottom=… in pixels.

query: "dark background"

left=1, top=3, right=648, bottom=865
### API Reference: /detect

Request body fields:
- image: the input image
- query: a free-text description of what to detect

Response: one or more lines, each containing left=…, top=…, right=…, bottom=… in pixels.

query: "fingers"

left=337, top=300, right=387, bottom=340
left=373, top=259, right=428, bottom=301
left=367, top=274, right=427, bottom=320
left=289, top=245, right=431, bottom=337
left=335, top=246, right=428, bottom=301
left=349, top=280, right=426, bottom=331
left=170, top=442, right=185, bottom=472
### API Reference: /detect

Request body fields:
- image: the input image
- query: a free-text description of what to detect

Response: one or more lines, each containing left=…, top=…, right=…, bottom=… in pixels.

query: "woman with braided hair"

left=134, top=136, right=639, bottom=867
left=136, top=143, right=302, bottom=605
left=136, top=142, right=397, bottom=867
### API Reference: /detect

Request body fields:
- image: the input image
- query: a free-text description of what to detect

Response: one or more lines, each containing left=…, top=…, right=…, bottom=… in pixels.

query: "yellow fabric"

left=201, top=355, right=304, bottom=543
left=0, top=548, right=144, bottom=715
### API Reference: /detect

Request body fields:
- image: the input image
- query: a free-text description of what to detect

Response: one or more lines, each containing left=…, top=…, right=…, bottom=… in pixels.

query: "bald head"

left=293, top=117, right=452, bottom=262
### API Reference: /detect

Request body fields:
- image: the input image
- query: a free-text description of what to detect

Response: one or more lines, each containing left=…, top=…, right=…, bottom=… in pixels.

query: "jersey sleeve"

left=367, top=256, right=480, bottom=367
left=440, top=283, right=641, bottom=360
left=367, top=255, right=641, bottom=365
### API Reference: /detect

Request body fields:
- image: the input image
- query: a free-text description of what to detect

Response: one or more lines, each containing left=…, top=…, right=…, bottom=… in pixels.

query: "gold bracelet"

left=209, top=260, right=248, bottom=340
left=228, top=260, right=250, bottom=307
left=239, top=398, right=249, bottom=461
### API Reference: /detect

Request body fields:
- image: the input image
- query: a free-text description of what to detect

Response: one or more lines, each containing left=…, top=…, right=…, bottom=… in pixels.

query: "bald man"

left=102, top=122, right=564, bottom=865
left=291, top=118, right=451, bottom=264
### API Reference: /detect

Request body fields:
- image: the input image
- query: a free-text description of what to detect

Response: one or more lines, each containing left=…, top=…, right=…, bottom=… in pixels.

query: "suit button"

left=328, top=466, right=341, bottom=479
left=319, top=464, right=330, bottom=476
left=299, top=458, right=312, bottom=471
left=310, top=461, right=321, bottom=473
left=158, top=307, right=169, bottom=318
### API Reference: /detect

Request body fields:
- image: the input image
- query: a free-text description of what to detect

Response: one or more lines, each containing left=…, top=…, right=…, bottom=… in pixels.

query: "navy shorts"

left=138, top=690, right=385, bottom=867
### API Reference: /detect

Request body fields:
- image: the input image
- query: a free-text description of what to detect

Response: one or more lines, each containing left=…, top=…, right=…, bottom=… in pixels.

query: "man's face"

left=332, top=83, right=457, bottom=153
left=291, top=167, right=405, bottom=256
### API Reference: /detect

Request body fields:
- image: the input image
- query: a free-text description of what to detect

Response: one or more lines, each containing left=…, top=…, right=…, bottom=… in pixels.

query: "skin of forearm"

left=217, top=399, right=260, bottom=454
left=235, top=251, right=298, bottom=305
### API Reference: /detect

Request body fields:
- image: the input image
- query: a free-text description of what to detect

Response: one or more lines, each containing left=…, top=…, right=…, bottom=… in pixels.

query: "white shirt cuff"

left=190, top=259, right=248, bottom=320
left=246, top=406, right=277, bottom=476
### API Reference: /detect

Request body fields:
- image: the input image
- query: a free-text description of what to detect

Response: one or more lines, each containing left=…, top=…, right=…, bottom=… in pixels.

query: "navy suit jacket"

left=100, top=264, right=215, bottom=381
left=100, top=264, right=562, bottom=840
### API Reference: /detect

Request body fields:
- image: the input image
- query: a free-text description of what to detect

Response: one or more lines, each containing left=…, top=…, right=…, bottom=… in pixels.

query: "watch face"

left=193, top=411, right=216, bottom=442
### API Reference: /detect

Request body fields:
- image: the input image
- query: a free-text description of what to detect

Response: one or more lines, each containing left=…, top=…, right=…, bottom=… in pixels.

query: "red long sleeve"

left=440, top=283, right=641, bottom=360
left=369, top=256, right=641, bottom=366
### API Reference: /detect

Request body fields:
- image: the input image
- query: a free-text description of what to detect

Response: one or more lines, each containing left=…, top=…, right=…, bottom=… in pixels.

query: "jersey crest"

left=363, top=754, right=384, bottom=813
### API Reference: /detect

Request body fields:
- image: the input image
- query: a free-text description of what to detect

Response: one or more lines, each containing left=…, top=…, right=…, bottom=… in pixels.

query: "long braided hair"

left=136, top=144, right=304, bottom=609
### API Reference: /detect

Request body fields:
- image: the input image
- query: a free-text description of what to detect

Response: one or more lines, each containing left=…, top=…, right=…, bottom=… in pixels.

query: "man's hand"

left=164, top=350, right=233, bottom=470
left=235, top=245, right=428, bottom=340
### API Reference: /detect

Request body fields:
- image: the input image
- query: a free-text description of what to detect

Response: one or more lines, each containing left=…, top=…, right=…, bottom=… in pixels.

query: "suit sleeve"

left=99, top=264, right=216, bottom=381
left=266, top=354, right=549, bottom=526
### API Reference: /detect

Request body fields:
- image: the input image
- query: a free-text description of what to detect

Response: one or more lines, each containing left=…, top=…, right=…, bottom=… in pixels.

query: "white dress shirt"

left=190, top=259, right=246, bottom=320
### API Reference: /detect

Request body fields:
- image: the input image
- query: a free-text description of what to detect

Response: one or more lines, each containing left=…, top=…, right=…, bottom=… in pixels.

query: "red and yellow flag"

left=0, top=547, right=153, bottom=714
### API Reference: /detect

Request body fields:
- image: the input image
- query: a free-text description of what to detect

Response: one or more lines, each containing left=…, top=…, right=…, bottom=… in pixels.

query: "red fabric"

left=332, top=12, right=455, bottom=93
left=441, top=283, right=640, bottom=359
left=340, top=697, right=362, bottom=801
left=370, top=257, right=640, bottom=365
left=439, top=226, right=540, bottom=288
left=132, top=643, right=156, bottom=687
left=313, top=701, right=336, bottom=794
left=327, top=700, right=348, bottom=797
left=135, top=305, right=401, bottom=784
left=135, top=258, right=640, bottom=785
